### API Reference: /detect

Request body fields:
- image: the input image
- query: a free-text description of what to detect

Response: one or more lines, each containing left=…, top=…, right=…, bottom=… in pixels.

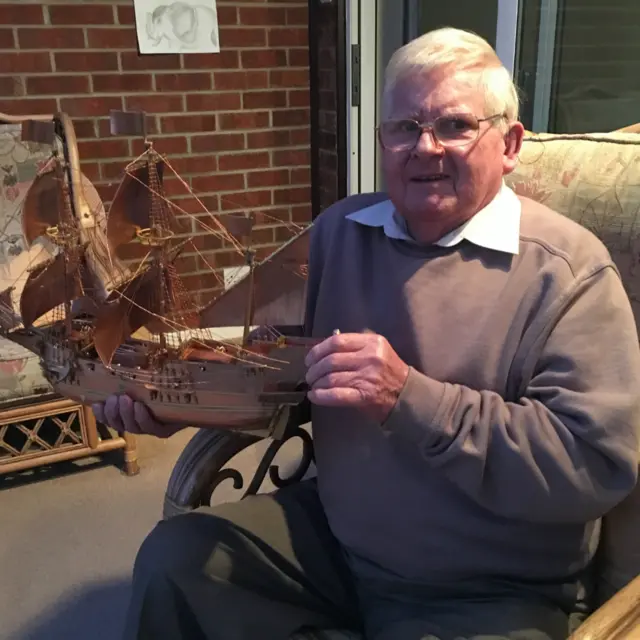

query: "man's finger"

left=305, top=352, right=361, bottom=387
left=92, top=403, right=105, bottom=424
left=133, top=401, right=167, bottom=437
left=118, top=395, right=141, bottom=434
left=103, top=394, right=124, bottom=432
left=308, top=387, right=362, bottom=407
left=305, top=333, right=367, bottom=368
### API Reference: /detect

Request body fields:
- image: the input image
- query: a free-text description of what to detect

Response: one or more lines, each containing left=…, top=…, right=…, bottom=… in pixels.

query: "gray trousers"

left=124, top=480, right=582, bottom=640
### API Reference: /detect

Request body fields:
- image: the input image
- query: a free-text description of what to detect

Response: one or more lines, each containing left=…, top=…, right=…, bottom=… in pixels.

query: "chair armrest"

left=569, top=574, right=640, bottom=640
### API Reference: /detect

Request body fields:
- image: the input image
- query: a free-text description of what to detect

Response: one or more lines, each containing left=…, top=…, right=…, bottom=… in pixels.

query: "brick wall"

left=0, top=0, right=311, bottom=304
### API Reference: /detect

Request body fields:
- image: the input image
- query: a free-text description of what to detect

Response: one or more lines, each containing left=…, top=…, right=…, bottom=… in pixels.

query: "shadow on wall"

left=14, top=578, right=132, bottom=640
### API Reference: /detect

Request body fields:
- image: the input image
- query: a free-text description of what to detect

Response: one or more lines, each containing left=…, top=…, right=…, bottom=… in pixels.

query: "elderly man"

left=95, top=28, right=640, bottom=640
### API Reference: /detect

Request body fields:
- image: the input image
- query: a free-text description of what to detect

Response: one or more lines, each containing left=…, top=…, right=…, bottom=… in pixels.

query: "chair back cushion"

left=505, top=131, right=640, bottom=605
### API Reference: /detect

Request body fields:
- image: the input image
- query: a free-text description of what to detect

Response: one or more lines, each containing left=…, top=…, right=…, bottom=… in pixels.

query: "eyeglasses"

left=377, top=113, right=506, bottom=151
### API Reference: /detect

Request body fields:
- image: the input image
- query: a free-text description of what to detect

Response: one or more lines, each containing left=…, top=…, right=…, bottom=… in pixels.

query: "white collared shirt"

left=345, top=182, right=521, bottom=255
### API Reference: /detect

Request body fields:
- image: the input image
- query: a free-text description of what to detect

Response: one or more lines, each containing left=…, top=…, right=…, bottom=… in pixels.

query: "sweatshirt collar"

left=346, top=182, right=521, bottom=255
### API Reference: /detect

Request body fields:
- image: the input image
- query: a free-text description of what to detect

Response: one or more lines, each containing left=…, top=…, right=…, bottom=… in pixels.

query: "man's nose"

left=414, top=127, right=444, bottom=155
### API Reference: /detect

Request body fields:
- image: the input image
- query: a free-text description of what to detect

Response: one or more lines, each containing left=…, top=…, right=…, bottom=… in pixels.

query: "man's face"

left=380, top=66, right=524, bottom=243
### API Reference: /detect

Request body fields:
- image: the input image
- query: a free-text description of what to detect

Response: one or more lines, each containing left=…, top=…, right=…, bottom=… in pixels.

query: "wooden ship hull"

left=6, top=327, right=311, bottom=432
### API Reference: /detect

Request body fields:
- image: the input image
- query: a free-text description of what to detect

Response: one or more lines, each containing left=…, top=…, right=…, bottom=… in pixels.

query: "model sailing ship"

left=0, top=111, right=313, bottom=432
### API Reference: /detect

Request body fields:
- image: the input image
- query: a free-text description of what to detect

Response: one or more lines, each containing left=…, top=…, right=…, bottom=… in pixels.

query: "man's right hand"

left=92, top=394, right=187, bottom=439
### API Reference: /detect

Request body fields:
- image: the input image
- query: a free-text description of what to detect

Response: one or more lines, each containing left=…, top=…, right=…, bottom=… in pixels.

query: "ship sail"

left=21, top=162, right=73, bottom=247
left=19, top=244, right=95, bottom=327
left=92, top=258, right=200, bottom=365
left=199, top=225, right=311, bottom=329
left=106, top=151, right=187, bottom=259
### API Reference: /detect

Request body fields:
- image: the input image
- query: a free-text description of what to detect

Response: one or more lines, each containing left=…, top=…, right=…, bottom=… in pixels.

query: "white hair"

left=381, top=27, right=520, bottom=126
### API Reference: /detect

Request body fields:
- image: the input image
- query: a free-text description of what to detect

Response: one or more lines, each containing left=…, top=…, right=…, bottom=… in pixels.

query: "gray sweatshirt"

left=305, top=191, right=640, bottom=592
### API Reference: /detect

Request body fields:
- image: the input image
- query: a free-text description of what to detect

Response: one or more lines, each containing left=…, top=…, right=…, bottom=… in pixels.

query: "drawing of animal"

left=146, top=2, right=219, bottom=51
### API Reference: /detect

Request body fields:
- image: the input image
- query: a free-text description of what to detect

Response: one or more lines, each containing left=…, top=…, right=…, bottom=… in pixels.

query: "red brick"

left=290, top=128, right=309, bottom=145
left=214, top=70, right=269, bottom=91
left=272, top=149, right=310, bottom=167
left=289, top=89, right=310, bottom=107
left=270, top=69, right=309, bottom=88
left=49, top=5, right=114, bottom=25
left=81, top=162, right=101, bottom=183
left=73, top=119, right=97, bottom=138
left=191, top=229, right=225, bottom=252
left=18, top=27, right=85, bottom=49
left=249, top=227, right=275, bottom=245
left=155, top=73, right=212, bottom=92
left=26, top=74, right=90, bottom=96
left=247, top=169, right=290, bottom=188
left=182, top=50, right=239, bottom=70
left=289, top=49, right=309, bottom=67
left=187, top=92, right=241, bottom=112
left=59, top=96, right=123, bottom=118
left=220, top=189, right=272, bottom=211
left=247, top=129, right=291, bottom=149
left=273, top=108, right=309, bottom=127
left=121, top=51, right=181, bottom=71
left=192, top=173, right=245, bottom=193
left=274, top=186, right=310, bottom=205
left=219, top=27, right=266, bottom=48
left=254, top=207, right=291, bottom=225
left=191, top=133, right=246, bottom=154
left=242, top=90, right=287, bottom=109
left=93, top=73, right=153, bottom=93
left=78, top=138, right=130, bottom=160
left=286, top=7, right=309, bottom=25
left=291, top=167, right=311, bottom=184
left=241, top=49, right=287, bottom=69
left=174, top=254, right=199, bottom=275
left=238, top=7, right=286, bottom=26
left=219, top=111, right=269, bottom=130
left=170, top=156, right=218, bottom=175
left=0, top=28, right=14, bottom=48
left=87, top=28, right=137, bottom=49
left=125, top=94, right=184, bottom=113
left=0, top=97, right=57, bottom=114
left=56, top=52, right=119, bottom=72
left=131, top=136, right=188, bottom=156
left=117, top=5, right=135, bottom=25
left=0, top=76, right=23, bottom=98
left=218, top=151, right=270, bottom=172
left=217, top=5, right=238, bottom=25
left=0, top=52, right=51, bottom=74
left=268, top=28, right=308, bottom=47
left=160, top=114, right=217, bottom=134
left=292, top=204, right=311, bottom=223
left=0, top=5, right=44, bottom=24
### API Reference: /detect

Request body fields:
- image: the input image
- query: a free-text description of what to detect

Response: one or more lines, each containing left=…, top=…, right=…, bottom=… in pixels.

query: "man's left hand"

left=305, top=332, right=410, bottom=423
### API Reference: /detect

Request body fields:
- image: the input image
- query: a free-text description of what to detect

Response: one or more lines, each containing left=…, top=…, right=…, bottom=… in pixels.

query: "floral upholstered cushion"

left=505, top=131, right=640, bottom=321
left=0, top=124, right=55, bottom=403
left=505, top=131, right=640, bottom=606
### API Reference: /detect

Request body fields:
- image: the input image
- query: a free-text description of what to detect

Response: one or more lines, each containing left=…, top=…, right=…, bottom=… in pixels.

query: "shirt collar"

left=345, top=182, right=521, bottom=255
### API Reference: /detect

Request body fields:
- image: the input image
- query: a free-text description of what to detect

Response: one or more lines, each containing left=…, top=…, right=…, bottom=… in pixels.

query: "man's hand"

left=92, top=395, right=187, bottom=439
left=304, top=332, right=410, bottom=423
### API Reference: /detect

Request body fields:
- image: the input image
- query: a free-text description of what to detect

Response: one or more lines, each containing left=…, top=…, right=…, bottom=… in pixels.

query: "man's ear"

left=503, top=121, right=525, bottom=175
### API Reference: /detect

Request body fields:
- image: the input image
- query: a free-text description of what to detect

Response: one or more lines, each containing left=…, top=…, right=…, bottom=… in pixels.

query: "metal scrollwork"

left=244, top=421, right=315, bottom=496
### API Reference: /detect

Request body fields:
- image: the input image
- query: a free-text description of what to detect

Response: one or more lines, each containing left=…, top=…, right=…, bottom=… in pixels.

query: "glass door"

left=515, top=0, right=640, bottom=133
